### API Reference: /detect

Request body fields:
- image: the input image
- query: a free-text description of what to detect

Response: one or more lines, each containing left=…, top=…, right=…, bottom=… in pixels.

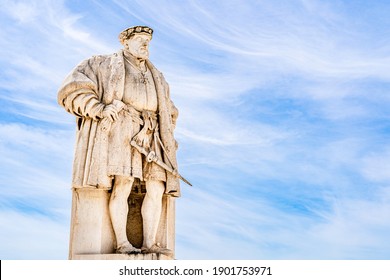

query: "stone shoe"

left=141, top=243, right=173, bottom=256
left=116, top=242, right=141, bottom=254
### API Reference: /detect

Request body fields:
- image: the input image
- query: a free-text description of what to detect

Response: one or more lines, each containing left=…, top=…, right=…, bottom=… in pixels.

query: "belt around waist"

left=123, top=104, right=158, bottom=125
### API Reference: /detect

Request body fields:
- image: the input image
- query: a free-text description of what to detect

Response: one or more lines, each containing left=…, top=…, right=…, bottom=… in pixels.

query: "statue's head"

left=119, top=26, right=153, bottom=60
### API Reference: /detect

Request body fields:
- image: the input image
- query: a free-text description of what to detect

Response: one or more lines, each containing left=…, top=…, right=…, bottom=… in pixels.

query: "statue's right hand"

left=102, top=104, right=119, bottom=122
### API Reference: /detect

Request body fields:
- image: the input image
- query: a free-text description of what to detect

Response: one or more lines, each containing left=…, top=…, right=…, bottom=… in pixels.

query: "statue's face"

left=125, top=34, right=151, bottom=60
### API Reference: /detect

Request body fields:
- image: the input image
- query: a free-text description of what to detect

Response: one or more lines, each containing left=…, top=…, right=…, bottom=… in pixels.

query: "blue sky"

left=1, top=0, right=390, bottom=260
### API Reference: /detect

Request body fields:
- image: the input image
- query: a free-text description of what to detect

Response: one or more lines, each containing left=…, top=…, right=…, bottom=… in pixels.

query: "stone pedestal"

left=72, top=253, right=173, bottom=260
left=68, top=184, right=175, bottom=260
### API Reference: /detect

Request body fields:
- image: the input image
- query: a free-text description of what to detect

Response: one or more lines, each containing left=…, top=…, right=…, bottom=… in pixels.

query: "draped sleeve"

left=58, top=56, right=105, bottom=120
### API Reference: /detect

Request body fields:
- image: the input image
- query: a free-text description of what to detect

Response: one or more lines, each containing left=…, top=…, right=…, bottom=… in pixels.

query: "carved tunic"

left=106, top=54, right=166, bottom=181
left=123, top=55, right=158, bottom=112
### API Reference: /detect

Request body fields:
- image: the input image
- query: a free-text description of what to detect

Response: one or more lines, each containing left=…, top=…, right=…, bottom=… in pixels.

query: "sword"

left=130, top=140, right=192, bottom=186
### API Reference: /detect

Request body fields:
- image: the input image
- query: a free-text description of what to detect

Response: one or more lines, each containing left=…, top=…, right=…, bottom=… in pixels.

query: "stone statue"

left=58, top=26, right=184, bottom=258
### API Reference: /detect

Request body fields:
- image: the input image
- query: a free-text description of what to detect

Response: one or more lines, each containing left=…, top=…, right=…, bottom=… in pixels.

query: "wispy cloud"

left=0, top=211, right=70, bottom=259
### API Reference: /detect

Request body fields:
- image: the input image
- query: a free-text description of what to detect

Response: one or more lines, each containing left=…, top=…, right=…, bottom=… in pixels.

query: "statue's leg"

left=109, top=175, right=140, bottom=253
left=141, top=180, right=172, bottom=255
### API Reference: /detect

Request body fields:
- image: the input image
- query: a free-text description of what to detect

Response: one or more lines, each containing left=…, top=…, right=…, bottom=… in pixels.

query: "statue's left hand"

left=102, top=100, right=126, bottom=122
left=102, top=104, right=119, bottom=122
left=112, top=100, right=126, bottom=111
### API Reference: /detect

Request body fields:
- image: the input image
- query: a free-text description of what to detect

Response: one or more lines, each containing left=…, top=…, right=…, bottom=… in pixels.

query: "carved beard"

left=136, top=48, right=149, bottom=60
left=129, top=46, right=149, bottom=60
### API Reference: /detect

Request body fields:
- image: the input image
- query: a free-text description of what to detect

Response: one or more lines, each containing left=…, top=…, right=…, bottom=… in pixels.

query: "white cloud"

left=145, top=0, right=390, bottom=83
left=361, top=149, right=390, bottom=183
left=304, top=193, right=390, bottom=259
left=0, top=123, right=73, bottom=208
left=0, top=211, right=69, bottom=259
left=0, top=0, right=40, bottom=23
left=177, top=184, right=390, bottom=259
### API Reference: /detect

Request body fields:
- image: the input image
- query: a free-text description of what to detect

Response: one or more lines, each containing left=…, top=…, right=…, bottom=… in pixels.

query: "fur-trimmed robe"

left=58, top=50, right=180, bottom=197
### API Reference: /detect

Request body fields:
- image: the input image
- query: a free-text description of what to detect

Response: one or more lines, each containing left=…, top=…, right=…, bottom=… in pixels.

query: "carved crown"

left=119, top=26, right=153, bottom=45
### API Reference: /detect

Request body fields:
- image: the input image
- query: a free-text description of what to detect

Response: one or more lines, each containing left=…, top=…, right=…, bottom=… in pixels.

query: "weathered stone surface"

left=73, top=253, right=174, bottom=260
left=59, top=26, right=181, bottom=260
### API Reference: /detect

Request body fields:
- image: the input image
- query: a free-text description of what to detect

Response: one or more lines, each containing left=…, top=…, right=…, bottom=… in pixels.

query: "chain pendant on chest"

left=140, top=72, right=147, bottom=84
